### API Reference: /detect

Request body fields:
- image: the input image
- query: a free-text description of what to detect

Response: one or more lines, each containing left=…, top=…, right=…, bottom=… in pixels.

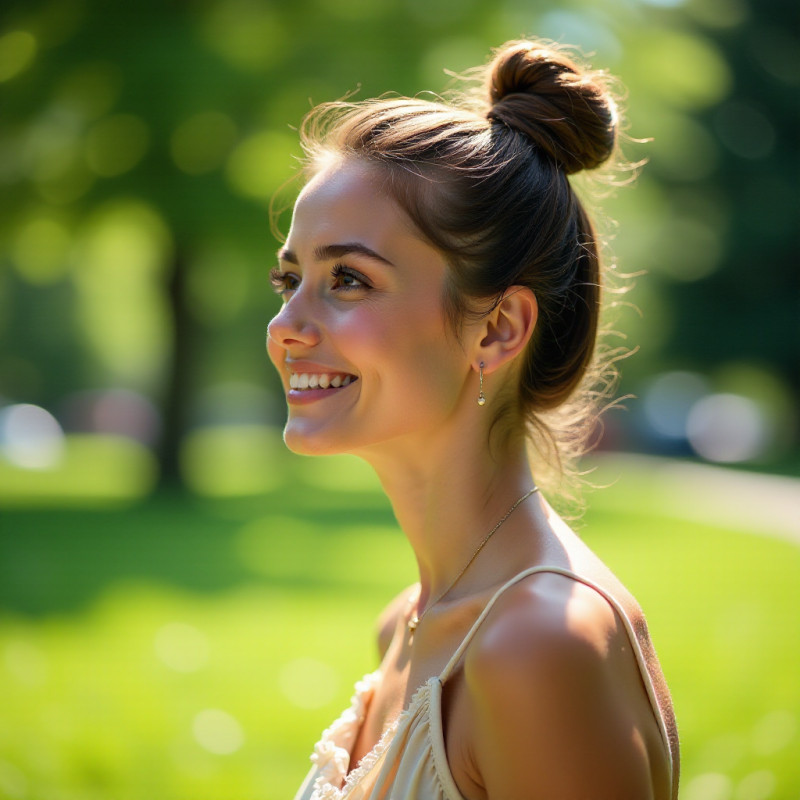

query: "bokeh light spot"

left=0, top=404, right=65, bottom=469
left=36, top=160, right=95, bottom=205
left=26, top=111, right=82, bottom=184
left=735, top=769, right=776, bottom=800
left=301, top=454, right=383, bottom=492
left=74, top=200, right=172, bottom=383
left=752, top=709, right=797, bottom=755
left=12, top=217, right=71, bottom=285
left=683, top=772, right=733, bottom=800
left=237, top=516, right=321, bottom=577
left=634, top=31, right=732, bottom=109
left=154, top=623, right=210, bottom=673
left=643, top=107, right=721, bottom=180
left=656, top=217, right=724, bottom=281
left=0, top=31, right=37, bottom=83
left=226, top=130, right=297, bottom=200
left=198, top=0, right=285, bottom=71
left=56, top=61, right=122, bottom=122
left=279, top=658, right=339, bottom=710
left=687, top=394, right=768, bottom=463
left=171, top=111, right=238, bottom=175
left=77, top=200, right=170, bottom=280
left=0, top=434, right=157, bottom=505
left=180, top=425, right=286, bottom=496
left=192, top=709, right=244, bottom=755
left=85, top=114, right=150, bottom=177
left=643, top=371, right=709, bottom=440
left=62, top=388, right=162, bottom=446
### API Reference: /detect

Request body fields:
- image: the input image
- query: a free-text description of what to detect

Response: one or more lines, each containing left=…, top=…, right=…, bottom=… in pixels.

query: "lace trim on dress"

left=308, top=672, right=434, bottom=800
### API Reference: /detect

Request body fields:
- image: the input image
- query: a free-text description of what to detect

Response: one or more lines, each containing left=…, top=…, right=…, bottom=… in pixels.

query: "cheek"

left=349, top=300, right=461, bottom=396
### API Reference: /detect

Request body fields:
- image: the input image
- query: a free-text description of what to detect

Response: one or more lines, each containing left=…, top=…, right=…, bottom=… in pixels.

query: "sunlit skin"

left=267, top=157, right=539, bottom=599
left=268, top=158, right=676, bottom=799
left=267, top=158, right=473, bottom=463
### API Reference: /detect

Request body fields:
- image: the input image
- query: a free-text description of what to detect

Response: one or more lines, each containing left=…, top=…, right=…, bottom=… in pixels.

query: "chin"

left=282, top=419, right=350, bottom=457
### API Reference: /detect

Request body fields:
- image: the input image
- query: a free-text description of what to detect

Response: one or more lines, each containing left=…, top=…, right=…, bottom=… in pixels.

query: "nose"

left=267, top=294, right=322, bottom=352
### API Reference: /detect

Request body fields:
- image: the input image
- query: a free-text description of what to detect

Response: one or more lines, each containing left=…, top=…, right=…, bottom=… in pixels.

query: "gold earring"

left=478, top=362, right=486, bottom=406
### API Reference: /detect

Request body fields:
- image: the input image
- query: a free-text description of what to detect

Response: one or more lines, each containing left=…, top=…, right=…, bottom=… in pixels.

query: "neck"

left=353, top=422, right=541, bottom=606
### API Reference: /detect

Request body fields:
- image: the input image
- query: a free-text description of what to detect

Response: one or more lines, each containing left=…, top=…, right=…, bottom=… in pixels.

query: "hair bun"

left=485, top=40, right=618, bottom=174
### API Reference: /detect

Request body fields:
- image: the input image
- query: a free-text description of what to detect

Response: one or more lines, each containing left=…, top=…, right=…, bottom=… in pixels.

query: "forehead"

left=287, top=159, right=428, bottom=261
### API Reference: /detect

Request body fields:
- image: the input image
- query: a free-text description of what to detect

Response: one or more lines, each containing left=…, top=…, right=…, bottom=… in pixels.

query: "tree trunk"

left=159, top=247, right=194, bottom=488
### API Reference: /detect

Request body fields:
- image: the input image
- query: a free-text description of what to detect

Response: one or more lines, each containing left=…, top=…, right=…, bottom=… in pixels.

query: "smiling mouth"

left=289, top=372, right=357, bottom=391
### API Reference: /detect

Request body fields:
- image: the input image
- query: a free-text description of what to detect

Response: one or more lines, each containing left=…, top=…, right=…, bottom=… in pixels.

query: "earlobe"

left=477, top=286, right=537, bottom=372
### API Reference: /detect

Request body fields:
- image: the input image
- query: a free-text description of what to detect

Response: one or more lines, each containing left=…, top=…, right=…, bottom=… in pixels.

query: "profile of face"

left=267, top=158, right=476, bottom=460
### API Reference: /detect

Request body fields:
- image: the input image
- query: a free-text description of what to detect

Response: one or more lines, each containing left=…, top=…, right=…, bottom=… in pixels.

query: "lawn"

left=0, top=444, right=798, bottom=799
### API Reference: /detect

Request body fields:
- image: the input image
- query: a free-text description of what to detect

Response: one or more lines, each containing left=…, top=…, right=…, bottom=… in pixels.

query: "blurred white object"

left=687, top=393, right=769, bottom=463
left=0, top=403, right=65, bottom=469
left=643, top=371, right=709, bottom=440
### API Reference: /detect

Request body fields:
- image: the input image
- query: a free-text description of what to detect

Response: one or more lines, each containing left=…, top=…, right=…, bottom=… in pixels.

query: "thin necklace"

left=407, top=486, right=540, bottom=635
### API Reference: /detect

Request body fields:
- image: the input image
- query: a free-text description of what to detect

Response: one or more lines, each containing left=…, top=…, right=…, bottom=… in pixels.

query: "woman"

left=267, top=39, right=679, bottom=800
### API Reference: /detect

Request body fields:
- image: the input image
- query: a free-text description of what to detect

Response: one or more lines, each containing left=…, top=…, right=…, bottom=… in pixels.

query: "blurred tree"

left=669, top=0, right=800, bottom=386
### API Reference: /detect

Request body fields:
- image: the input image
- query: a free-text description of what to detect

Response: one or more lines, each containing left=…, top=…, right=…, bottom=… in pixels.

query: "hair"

left=295, top=40, right=630, bottom=499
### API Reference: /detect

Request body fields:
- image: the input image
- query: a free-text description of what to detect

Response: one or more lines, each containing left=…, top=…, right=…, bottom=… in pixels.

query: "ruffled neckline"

left=307, top=670, right=435, bottom=799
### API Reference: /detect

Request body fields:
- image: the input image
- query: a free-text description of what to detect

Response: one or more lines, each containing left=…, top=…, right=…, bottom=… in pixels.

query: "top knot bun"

left=485, top=40, right=618, bottom=174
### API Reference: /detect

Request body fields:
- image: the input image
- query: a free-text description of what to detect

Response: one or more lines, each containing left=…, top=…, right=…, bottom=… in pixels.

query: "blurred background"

left=0, top=0, right=798, bottom=798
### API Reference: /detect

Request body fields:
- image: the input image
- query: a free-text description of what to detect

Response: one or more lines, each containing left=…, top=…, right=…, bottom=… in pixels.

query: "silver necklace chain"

left=407, top=486, right=540, bottom=634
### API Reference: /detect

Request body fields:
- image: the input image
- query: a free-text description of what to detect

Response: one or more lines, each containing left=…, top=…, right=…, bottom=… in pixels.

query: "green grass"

left=0, top=451, right=798, bottom=799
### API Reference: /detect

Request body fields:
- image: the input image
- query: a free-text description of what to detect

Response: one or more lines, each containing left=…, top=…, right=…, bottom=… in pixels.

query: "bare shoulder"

left=460, top=572, right=674, bottom=799
left=375, top=583, right=417, bottom=659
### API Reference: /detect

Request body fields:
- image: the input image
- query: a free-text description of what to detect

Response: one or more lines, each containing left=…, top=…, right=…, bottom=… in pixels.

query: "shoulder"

left=375, top=584, right=417, bottom=659
left=461, top=572, right=667, bottom=798
left=466, top=572, right=623, bottom=706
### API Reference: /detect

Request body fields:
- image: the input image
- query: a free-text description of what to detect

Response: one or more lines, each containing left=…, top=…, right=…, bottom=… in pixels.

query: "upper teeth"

left=290, top=373, right=353, bottom=390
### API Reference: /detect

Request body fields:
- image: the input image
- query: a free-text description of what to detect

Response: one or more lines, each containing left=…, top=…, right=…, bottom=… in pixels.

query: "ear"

left=474, top=286, right=537, bottom=374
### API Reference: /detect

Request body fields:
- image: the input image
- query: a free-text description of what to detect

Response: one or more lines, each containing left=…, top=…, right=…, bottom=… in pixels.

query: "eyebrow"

left=277, top=242, right=395, bottom=267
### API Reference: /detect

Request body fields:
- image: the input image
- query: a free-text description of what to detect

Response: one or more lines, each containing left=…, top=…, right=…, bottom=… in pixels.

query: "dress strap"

left=436, top=565, right=674, bottom=781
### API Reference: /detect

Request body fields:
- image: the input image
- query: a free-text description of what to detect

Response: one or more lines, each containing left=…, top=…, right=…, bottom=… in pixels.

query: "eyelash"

left=269, top=267, right=298, bottom=295
left=331, top=264, right=371, bottom=291
left=269, top=264, right=371, bottom=296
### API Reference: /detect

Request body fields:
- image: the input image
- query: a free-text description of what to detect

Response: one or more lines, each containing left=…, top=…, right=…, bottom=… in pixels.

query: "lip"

left=286, top=380, right=358, bottom=405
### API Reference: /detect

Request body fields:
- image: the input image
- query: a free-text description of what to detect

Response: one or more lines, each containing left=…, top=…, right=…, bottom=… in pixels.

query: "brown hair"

left=297, top=40, right=627, bottom=494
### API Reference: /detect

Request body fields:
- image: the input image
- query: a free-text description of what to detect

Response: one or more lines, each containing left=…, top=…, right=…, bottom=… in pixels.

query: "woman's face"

left=267, top=158, right=474, bottom=458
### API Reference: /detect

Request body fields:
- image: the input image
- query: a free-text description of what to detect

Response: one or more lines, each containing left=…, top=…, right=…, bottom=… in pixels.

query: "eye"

left=331, top=264, right=371, bottom=292
left=270, top=268, right=300, bottom=296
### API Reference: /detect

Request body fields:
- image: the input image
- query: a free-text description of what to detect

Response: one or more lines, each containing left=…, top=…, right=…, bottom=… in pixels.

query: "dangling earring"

left=478, top=362, right=486, bottom=406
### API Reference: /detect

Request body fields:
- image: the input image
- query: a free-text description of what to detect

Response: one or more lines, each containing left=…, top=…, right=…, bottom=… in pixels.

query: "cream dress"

left=293, top=566, right=675, bottom=800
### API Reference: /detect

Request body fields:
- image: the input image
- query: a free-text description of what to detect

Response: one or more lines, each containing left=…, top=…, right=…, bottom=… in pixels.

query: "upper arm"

left=465, top=582, right=661, bottom=800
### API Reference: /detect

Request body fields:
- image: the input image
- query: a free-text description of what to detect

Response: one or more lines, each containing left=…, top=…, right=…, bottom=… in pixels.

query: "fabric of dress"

left=292, top=566, right=675, bottom=800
